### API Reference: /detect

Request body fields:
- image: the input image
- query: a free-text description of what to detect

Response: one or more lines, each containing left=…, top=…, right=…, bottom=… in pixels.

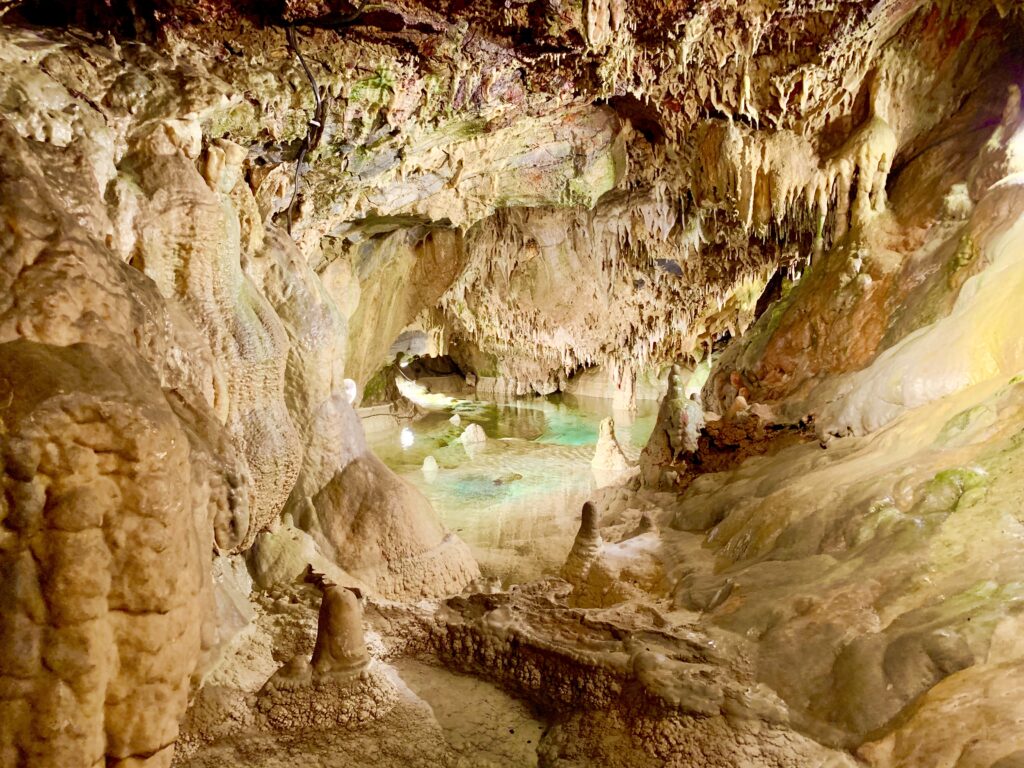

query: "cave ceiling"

left=7, top=0, right=1022, bottom=390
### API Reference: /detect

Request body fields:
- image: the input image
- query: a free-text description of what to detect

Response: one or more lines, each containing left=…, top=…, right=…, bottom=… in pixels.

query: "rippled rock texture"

left=3, top=1, right=1024, bottom=765
left=0, top=20, right=479, bottom=766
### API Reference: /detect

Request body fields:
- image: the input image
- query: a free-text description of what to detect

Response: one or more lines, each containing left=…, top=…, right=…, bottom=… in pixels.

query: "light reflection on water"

left=369, top=393, right=657, bottom=585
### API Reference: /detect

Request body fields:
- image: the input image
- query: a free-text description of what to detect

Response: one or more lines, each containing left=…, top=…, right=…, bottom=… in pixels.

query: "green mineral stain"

left=351, top=65, right=396, bottom=106
left=938, top=405, right=992, bottom=441
left=931, top=467, right=988, bottom=493
left=917, top=466, right=989, bottom=516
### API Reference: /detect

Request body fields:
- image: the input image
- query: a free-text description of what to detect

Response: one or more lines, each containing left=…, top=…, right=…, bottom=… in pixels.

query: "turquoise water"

left=534, top=399, right=656, bottom=447
left=369, top=392, right=657, bottom=583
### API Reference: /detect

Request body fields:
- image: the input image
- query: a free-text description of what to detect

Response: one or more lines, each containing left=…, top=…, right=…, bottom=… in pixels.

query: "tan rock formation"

left=308, top=454, right=478, bottom=598
left=560, top=502, right=604, bottom=586
left=591, top=417, right=634, bottom=490
left=307, top=570, right=370, bottom=680
left=0, top=341, right=215, bottom=768
left=4, top=2, right=1024, bottom=766
left=0, top=90, right=254, bottom=766
left=640, top=365, right=704, bottom=487
left=254, top=568, right=392, bottom=731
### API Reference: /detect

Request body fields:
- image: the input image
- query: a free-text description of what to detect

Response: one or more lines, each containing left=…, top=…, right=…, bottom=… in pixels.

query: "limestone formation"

left=628, top=512, right=657, bottom=539
left=256, top=665, right=399, bottom=732
left=591, top=417, right=631, bottom=474
left=0, top=18, right=476, bottom=766
left=307, top=454, right=479, bottom=598
left=0, top=341, right=216, bottom=768
left=724, top=389, right=750, bottom=420
left=640, top=365, right=704, bottom=487
left=561, top=502, right=604, bottom=585
left=421, top=455, right=439, bottom=483
left=459, top=423, right=487, bottom=447
left=252, top=568, right=401, bottom=733
left=259, top=568, right=368, bottom=690
left=306, top=570, right=370, bottom=681
left=5, top=2, right=1024, bottom=767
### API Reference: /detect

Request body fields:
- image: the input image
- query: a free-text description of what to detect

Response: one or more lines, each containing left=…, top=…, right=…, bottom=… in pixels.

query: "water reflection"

left=368, top=390, right=657, bottom=584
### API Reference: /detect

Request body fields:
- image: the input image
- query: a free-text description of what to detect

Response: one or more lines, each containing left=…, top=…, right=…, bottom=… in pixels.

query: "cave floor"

left=179, top=660, right=548, bottom=768
left=393, top=657, right=548, bottom=767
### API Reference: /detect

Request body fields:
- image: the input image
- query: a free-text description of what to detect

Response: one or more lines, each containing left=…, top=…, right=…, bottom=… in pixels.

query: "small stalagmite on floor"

left=561, top=502, right=604, bottom=584
left=257, top=568, right=397, bottom=729
left=591, top=417, right=634, bottom=489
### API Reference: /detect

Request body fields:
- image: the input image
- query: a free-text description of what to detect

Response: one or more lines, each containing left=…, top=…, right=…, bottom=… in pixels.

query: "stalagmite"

left=460, top=423, right=487, bottom=446
left=262, top=568, right=370, bottom=689
left=422, top=454, right=440, bottom=482
left=308, top=571, right=371, bottom=680
left=591, top=417, right=631, bottom=473
left=255, top=569, right=399, bottom=732
left=630, top=511, right=657, bottom=537
left=561, top=502, right=604, bottom=585
left=640, top=364, right=705, bottom=486
left=4, top=2, right=1024, bottom=766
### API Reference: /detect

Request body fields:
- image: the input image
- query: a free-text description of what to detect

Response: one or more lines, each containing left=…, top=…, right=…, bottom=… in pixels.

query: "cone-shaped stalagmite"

left=640, top=365, right=704, bottom=486
left=629, top=511, right=657, bottom=539
left=592, top=417, right=631, bottom=473
left=307, top=567, right=371, bottom=680
left=561, top=502, right=604, bottom=583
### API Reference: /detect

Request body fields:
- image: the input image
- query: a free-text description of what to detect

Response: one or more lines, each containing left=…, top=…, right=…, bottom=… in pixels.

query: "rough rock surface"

left=371, top=583, right=858, bottom=768
left=0, top=342, right=218, bottom=768
left=591, top=417, right=631, bottom=475
left=257, top=664, right=398, bottom=731
left=6, top=0, right=1011, bottom=395
left=4, top=1, right=1024, bottom=766
left=0, top=20, right=477, bottom=767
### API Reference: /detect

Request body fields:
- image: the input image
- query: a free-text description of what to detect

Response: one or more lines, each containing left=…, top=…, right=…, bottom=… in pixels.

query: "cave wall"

left=667, top=42, right=1024, bottom=767
left=705, top=75, right=1024, bottom=434
left=0, top=26, right=480, bottom=767
left=1, top=1, right=1023, bottom=765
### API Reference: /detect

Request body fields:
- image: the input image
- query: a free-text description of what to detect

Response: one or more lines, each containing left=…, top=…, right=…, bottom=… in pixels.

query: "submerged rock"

left=422, top=454, right=440, bottom=482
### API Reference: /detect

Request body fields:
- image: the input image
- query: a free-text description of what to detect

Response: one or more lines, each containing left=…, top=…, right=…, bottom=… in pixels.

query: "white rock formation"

left=422, top=455, right=439, bottom=483
left=591, top=418, right=630, bottom=472
left=459, top=423, right=487, bottom=446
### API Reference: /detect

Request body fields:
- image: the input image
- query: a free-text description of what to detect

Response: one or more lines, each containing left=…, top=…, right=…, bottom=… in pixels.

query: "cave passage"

left=368, top=377, right=657, bottom=582
left=3, top=2, right=1024, bottom=767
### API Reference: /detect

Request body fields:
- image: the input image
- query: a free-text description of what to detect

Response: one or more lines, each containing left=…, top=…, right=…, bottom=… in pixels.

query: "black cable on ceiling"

left=284, top=1, right=369, bottom=234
